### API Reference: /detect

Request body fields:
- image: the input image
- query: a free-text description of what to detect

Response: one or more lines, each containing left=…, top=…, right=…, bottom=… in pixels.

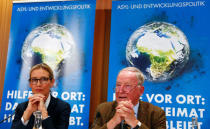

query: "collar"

left=133, top=101, right=139, bottom=117
left=45, top=94, right=51, bottom=109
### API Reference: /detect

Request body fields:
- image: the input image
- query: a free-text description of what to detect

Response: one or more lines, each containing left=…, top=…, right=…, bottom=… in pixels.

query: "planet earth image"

left=126, top=22, right=190, bottom=82
left=21, top=23, right=76, bottom=74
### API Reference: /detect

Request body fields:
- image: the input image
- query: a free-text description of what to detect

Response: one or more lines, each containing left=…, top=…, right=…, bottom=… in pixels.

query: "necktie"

left=121, top=120, right=130, bottom=129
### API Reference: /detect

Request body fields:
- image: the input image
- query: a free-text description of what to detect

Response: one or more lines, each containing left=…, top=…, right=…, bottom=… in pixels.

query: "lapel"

left=107, top=101, right=117, bottom=122
left=137, top=100, right=147, bottom=124
left=47, top=95, right=57, bottom=115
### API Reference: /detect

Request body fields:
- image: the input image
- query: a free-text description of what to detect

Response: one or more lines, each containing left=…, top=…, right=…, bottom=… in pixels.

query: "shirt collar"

left=45, top=94, right=51, bottom=109
left=133, top=101, right=139, bottom=117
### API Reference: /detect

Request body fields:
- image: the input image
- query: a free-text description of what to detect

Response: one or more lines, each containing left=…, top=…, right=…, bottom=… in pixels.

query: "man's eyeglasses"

left=114, top=84, right=139, bottom=93
left=29, top=77, right=51, bottom=85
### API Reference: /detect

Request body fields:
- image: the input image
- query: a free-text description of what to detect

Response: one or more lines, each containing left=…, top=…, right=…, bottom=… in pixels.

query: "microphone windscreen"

left=96, top=112, right=101, bottom=118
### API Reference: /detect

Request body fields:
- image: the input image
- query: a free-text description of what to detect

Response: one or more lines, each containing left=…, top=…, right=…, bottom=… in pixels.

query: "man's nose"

left=118, top=85, right=125, bottom=92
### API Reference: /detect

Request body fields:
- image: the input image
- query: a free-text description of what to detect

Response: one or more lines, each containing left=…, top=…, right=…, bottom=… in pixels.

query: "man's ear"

left=140, top=85, right=144, bottom=96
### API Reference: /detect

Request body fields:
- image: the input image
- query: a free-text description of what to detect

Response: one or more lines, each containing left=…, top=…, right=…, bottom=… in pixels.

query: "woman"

left=11, top=63, right=71, bottom=129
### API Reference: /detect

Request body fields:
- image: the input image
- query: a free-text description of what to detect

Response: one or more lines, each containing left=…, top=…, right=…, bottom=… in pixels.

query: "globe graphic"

left=22, top=23, right=76, bottom=74
left=126, top=22, right=190, bottom=82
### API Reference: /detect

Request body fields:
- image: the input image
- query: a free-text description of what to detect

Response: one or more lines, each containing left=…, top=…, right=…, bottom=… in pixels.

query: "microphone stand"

left=0, top=112, right=15, bottom=124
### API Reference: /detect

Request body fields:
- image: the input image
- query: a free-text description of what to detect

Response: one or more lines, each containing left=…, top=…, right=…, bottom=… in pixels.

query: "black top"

left=11, top=95, right=71, bottom=129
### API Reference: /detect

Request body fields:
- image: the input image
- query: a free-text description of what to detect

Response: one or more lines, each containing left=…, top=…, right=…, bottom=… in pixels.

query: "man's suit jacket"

left=91, top=101, right=166, bottom=129
left=11, top=95, right=71, bottom=129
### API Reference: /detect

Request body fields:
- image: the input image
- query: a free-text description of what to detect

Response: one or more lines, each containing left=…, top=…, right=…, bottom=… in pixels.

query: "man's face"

left=115, top=71, right=144, bottom=105
left=29, top=68, right=54, bottom=97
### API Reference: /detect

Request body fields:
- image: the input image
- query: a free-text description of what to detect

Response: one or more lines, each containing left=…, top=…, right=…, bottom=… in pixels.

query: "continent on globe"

left=126, top=22, right=190, bottom=82
left=21, top=23, right=76, bottom=76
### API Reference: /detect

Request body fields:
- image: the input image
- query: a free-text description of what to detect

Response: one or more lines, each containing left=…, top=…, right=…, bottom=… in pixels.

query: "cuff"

left=21, top=117, right=29, bottom=126
left=133, top=121, right=141, bottom=129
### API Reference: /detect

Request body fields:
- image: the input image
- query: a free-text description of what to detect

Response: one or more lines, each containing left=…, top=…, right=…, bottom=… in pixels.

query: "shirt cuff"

left=43, top=116, right=50, bottom=120
left=21, top=117, right=29, bottom=126
left=21, top=115, right=50, bottom=126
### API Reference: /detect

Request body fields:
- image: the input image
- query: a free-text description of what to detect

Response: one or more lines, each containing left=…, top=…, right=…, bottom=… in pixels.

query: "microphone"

left=0, top=111, right=16, bottom=124
left=120, top=120, right=124, bottom=129
left=192, top=117, right=198, bottom=129
left=96, top=112, right=101, bottom=118
left=33, top=111, right=42, bottom=129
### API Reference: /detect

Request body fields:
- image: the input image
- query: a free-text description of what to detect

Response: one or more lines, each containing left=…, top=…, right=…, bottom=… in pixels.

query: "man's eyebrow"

left=30, top=76, right=49, bottom=78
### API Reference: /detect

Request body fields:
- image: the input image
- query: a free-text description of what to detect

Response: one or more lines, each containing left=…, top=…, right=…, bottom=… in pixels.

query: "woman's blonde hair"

left=29, top=63, right=54, bottom=79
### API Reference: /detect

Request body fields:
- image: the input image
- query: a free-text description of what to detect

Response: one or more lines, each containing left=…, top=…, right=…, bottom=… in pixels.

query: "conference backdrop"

left=108, top=0, right=209, bottom=128
left=0, top=0, right=96, bottom=128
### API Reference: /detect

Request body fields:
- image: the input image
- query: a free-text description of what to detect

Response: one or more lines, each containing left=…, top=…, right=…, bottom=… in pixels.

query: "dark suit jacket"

left=11, top=95, right=71, bottom=129
left=91, top=101, right=166, bottom=129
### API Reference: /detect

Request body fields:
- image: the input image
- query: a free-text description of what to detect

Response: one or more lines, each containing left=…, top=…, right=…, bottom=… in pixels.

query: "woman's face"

left=29, top=68, right=54, bottom=97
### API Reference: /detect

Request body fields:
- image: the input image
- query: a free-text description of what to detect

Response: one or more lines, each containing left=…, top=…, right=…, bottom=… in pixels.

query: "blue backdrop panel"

left=0, top=0, right=96, bottom=128
left=108, top=0, right=210, bottom=128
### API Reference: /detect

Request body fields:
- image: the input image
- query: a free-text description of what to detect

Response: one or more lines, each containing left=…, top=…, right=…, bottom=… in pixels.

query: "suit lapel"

left=106, top=101, right=117, bottom=123
left=137, top=100, right=147, bottom=124
left=47, top=95, right=57, bottom=115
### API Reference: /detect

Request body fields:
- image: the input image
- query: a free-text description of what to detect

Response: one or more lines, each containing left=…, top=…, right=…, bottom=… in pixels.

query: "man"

left=91, top=67, right=166, bottom=129
left=11, top=63, right=71, bottom=129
